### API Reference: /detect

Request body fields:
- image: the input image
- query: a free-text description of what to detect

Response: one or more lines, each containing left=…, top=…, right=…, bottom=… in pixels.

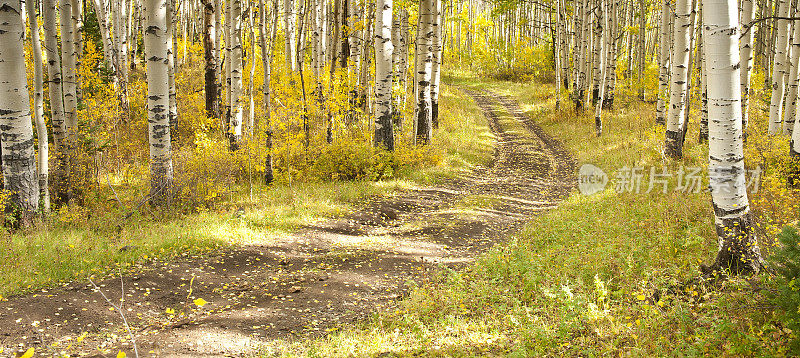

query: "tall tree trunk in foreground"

left=26, top=0, right=50, bottom=212
left=702, top=0, right=764, bottom=274
left=201, top=0, right=219, bottom=118
left=60, top=0, right=78, bottom=137
left=415, top=0, right=434, bottom=145
left=768, top=0, right=790, bottom=134
left=0, top=0, right=40, bottom=223
left=374, top=0, right=394, bottom=150
left=144, top=0, right=175, bottom=202
left=664, top=0, right=692, bottom=159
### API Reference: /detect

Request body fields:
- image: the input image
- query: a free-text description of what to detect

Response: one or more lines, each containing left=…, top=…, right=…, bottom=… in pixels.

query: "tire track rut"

left=0, top=88, right=575, bottom=357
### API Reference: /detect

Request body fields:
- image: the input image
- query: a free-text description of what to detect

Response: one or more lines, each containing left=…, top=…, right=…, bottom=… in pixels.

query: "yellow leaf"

left=165, top=307, right=175, bottom=314
left=116, top=351, right=127, bottom=358
left=193, top=298, right=207, bottom=307
left=636, top=294, right=646, bottom=301
left=20, top=348, right=34, bottom=358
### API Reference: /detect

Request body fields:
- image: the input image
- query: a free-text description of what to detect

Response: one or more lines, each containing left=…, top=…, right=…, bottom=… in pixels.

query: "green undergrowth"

left=0, top=84, right=491, bottom=298
left=265, top=73, right=795, bottom=356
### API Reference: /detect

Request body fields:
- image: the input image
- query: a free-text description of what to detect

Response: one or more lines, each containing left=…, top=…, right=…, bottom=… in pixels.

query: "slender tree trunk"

left=415, top=0, right=434, bottom=145
left=702, top=0, right=764, bottom=275
left=768, top=0, right=790, bottom=134
left=284, top=0, right=297, bottom=71
left=664, top=0, right=692, bottom=159
left=144, top=0, right=175, bottom=202
left=430, top=0, right=442, bottom=129
left=0, top=0, right=40, bottom=224
left=374, top=0, right=394, bottom=149
left=739, top=0, right=756, bottom=135
left=784, top=18, right=800, bottom=134
left=26, top=0, right=50, bottom=212
left=261, top=0, right=278, bottom=185
left=227, top=0, right=243, bottom=150
left=656, top=0, right=671, bottom=124
left=201, top=0, right=219, bottom=118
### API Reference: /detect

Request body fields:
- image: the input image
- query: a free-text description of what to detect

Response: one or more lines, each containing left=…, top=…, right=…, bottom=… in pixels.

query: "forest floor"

left=0, top=88, right=575, bottom=357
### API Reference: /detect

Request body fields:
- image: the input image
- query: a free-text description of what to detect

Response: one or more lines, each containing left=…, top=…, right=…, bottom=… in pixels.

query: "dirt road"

left=0, top=89, right=575, bottom=357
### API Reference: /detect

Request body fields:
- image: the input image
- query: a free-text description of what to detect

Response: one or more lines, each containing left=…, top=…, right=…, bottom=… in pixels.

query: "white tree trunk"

left=768, top=0, right=791, bottom=134
left=26, top=0, right=49, bottom=211
left=664, top=0, right=692, bottom=158
left=784, top=19, right=800, bottom=134
left=415, top=0, right=433, bottom=144
left=374, top=0, right=394, bottom=149
left=0, top=0, right=40, bottom=222
left=702, top=0, right=764, bottom=274
left=60, top=0, right=79, bottom=136
left=144, top=0, right=175, bottom=200
left=284, top=0, right=297, bottom=71
left=739, top=0, right=756, bottom=134
left=430, top=0, right=442, bottom=129
left=91, top=0, right=117, bottom=75
left=228, top=0, right=243, bottom=149
left=656, top=0, right=671, bottom=124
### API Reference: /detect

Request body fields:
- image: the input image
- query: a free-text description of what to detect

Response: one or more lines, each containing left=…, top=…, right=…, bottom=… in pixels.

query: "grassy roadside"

left=0, top=84, right=493, bottom=298
left=264, top=73, right=794, bottom=356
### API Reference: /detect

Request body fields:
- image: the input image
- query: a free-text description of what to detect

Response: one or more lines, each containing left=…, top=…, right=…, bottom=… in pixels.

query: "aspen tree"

left=664, top=0, right=692, bottom=159
left=201, top=0, right=220, bottom=118
left=702, top=0, right=765, bottom=274
left=0, top=0, right=40, bottom=223
left=261, top=0, right=278, bottom=184
left=430, top=0, right=442, bottom=129
left=739, top=0, right=756, bottom=134
left=784, top=19, right=800, bottom=135
left=768, top=0, right=790, bottom=134
left=415, top=0, right=433, bottom=144
left=374, top=0, right=394, bottom=149
left=229, top=0, right=244, bottom=150
left=26, top=0, right=50, bottom=211
left=285, top=0, right=297, bottom=72
left=144, top=0, right=175, bottom=201
left=656, top=0, right=671, bottom=124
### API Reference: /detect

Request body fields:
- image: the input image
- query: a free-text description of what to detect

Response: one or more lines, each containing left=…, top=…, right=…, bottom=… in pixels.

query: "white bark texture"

left=26, top=0, right=50, bottom=211
left=656, top=0, right=671, bottom=124
left=768, top=0, right=790, bottom=134
left=144, top=0, right=174, bottom=199
left=784, top=19, right=800, bottom=134
left=664, top=0, right=692, bottom=158
left=229, top=0, right=243, bottom=149
left=703, top=0, right=763, bottom=274
left=374, top=0, right=394, bottom=149
left=414, top=0, right=434, bottom=145
left=739, top=0, right=756, bottom=132
left=0, top=0, right=40, bottom=218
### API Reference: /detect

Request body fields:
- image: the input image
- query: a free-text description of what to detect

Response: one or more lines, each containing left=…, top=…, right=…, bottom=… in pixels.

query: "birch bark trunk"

left=0, top=0, right=40, bottom=223
left=702, top=0, right=764, bottom=274
left=144, top=0, right=175, bottom=202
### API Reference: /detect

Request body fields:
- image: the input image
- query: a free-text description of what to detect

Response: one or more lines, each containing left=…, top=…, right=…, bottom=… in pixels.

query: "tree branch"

left=741, top=16, right=800, bottom=38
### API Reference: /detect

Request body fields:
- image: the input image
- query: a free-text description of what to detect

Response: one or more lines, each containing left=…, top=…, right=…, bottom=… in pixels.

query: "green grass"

left=260, top=73, right=794, bottom=357
left=0, top=84, right=492, bottom=298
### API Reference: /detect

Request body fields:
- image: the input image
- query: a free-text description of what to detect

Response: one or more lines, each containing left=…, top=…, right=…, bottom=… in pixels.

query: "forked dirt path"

left=0, top=89, right=575, bottom=357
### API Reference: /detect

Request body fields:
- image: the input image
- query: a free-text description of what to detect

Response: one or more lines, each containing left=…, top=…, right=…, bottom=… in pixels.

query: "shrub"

left=771, top=224, right=800, bottom=349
